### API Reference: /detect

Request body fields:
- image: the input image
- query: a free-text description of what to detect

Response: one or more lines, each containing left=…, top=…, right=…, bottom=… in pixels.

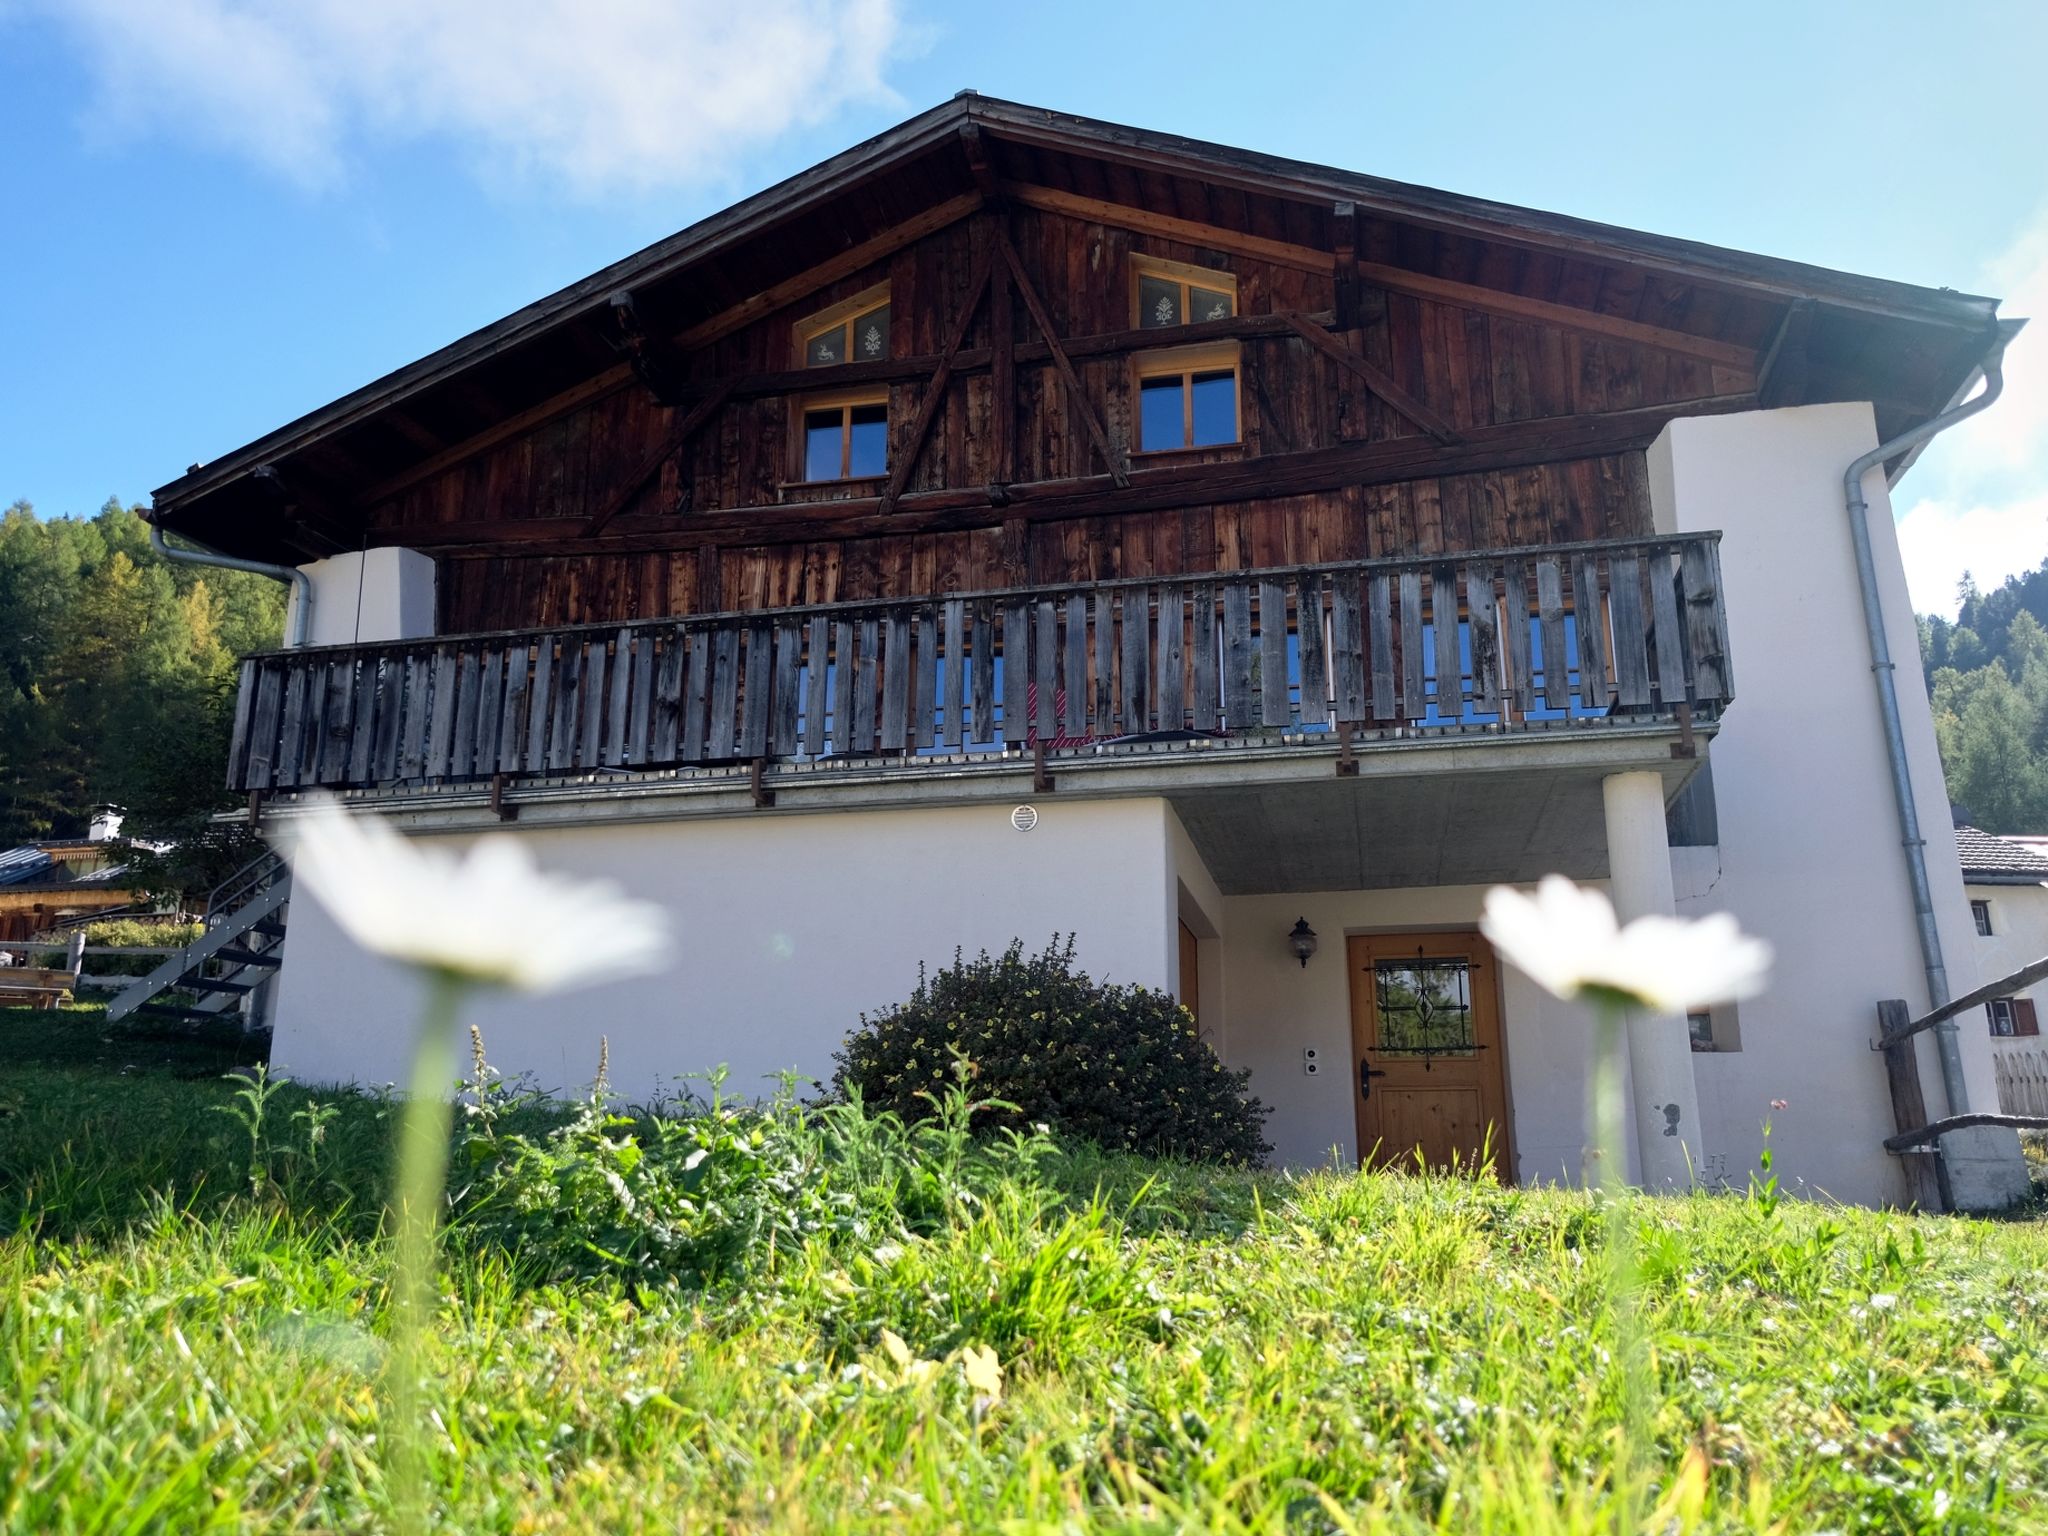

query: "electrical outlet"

left=1303, top=1046, right=1320, bottom=1076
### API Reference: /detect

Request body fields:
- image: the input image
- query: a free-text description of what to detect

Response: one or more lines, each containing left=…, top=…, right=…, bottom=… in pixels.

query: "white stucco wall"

left=1648, top=402, right=2000, bottom=1206
left=269, top=798, right=1180, bottom=1102
left=287, top=547, right=437, bottom=648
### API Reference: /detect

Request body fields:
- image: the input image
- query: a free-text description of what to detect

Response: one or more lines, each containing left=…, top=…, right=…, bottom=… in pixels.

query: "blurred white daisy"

left=1480, top=875, right=1769, bottom=1013
left=275, top=794, right=669, bottom=993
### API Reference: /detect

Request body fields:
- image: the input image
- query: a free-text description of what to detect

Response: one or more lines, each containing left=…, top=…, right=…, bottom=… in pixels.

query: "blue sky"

left=3, top=0, right=2044, bottom=617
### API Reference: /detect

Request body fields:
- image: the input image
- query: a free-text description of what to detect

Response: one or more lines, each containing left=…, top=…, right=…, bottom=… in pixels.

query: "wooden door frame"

left=1345, top=929, right=1515, bottom=1181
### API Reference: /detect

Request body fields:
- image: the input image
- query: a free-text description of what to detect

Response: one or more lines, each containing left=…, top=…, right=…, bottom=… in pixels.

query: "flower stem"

left=388, top=970, right=465, bottom=1534
left=1589, top=1000, right=1646, bottom=1534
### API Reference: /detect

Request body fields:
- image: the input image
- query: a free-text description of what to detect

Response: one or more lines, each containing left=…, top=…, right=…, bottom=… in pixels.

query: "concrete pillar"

left=1602, top=769, right=1705, bottom=1188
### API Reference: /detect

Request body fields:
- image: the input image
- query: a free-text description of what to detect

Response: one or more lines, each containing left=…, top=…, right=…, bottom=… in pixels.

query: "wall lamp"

left=1288, top=917, right=1319, bottom=968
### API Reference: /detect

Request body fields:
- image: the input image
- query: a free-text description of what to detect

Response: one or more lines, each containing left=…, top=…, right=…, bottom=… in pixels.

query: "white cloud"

left=44, top=0, right=907, bottom=195
left=1893, top=205, right=2048, bottom=618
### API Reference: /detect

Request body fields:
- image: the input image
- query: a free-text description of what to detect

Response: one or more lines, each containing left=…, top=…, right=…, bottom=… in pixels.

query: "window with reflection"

left=802, top=394, right=889, bottom=481
left=1131, top=258, right=1240, bottom=452
left=798, top=288, right=891, bottom=368
left=1373, top=959, right=1477, bottom=1058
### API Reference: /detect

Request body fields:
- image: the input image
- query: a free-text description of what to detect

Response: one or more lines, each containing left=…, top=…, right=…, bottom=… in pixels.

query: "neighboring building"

left=143, top=97, right=2027, bottom=1207
left=0, top=833, right=144, bottom=944
left=1956, top=825, right=2048, bottom=1117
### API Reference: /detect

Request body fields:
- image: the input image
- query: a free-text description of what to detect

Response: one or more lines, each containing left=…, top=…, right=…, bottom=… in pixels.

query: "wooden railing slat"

left=472, top=649, right=505, bottom=777
left=710, top=626, right=742, bottom=760
left=276, top=664, right=309, bottom=789
left=880, top=609, right=910, bottom=753
left=1570, top=554, right=1611, bottom=711
left=227, top=658, right=257, bottom=790
left=606, top=629, right=634, bottom=765
left=651, top=626, right=686, bottom=762
left=804, top=614, right=831, bottom=756
left=545, top=642, right=579, bottom=772
left=1156, top=584, right=1185, bottom=730
left=971, top=602, right=995, bottom=745
left=245, top=661, right=283, bottom=791
left=1034, top=598, right=1058, bottom=738
left=1259, top=579, right=1289, bottom=728
left=1191, top=581, right=1220, bottom=731
left=1001, top=600, right=1030, bottom=745
left=1368, top=571, right=1395, bottom=720
left=1648, top=549, right=1686, bottom=706
left=1090, top=589, right=1114, bottom=732
left=1608, top=554, right=1651, bottom=707
left=1297, top=573, right=1328, bottom=726
left=1464, top=564, right=1502, bottom=716
left=773, top=619, right=804, bottom=757
left=1397, top=569, right=1425, bottom=719
left=741, top=622, right=773, bottom=758
left=498, top=644, right=531, bottom=773
left=1679, top=539, right=1727, bottom=702
left=626, top=631, right=656, bottom=765
left=451, top=651, right=481, bottom=780
left=1063, top=594, right=1088, bottom=737
left=914, top=606, right=938, bottom=751
left=942, top=600, right=966, bottom=750
left=1501, top=559, right=1533, bottom=712
left=1222, top=582, right=1253, bottom=728
left=1535, top=560, right=1568, bottom=712
left=1431, top=564, right=1462, bottom=719
left=1331, top=575, right=1365, bottom=723
left=1120, top=588, right=1150, bottom=732
left=683, top=627, right=713, bottom=763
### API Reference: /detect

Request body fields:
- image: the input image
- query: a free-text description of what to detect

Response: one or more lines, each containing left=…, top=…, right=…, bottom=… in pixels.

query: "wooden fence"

left=226, top=532, right=1731, bottom=794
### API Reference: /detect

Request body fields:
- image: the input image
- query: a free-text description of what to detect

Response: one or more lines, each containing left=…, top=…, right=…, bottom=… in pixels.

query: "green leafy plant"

left=832, top=936, right=1270, bottom=1165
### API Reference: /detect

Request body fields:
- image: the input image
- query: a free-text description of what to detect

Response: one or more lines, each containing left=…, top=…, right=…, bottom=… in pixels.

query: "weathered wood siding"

left=363, top=204, right=1747, bottom=635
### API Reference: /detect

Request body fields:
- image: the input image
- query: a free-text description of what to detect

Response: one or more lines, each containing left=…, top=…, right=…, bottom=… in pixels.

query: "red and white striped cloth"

left=1021, top=683, right=1094, bottom=750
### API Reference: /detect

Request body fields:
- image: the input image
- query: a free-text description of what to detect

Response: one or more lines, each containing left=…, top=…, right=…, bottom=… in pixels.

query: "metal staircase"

left=106, top=852, right=291, bottom=1029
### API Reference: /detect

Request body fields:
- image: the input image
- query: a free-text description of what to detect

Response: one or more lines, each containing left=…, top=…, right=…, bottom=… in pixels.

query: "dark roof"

left=1956, top=826, right=2048, bottom=883
left=150, top=94, right=2012, bottom=563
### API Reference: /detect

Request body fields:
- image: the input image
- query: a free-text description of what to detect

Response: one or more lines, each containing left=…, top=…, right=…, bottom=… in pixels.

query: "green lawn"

left=3, top=1006, right=2045, bottom=1533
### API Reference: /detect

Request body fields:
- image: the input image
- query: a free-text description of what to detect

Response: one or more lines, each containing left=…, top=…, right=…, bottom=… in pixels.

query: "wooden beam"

left=1284, top=312, right=1461, bottom=445
left=959, top=123, right=1003, bottom=202
left=995, top=225, right=1129, bottom=488
left=674, top=191, right=982, bottom=351
left=365, top=369, right=635, bottom=505
left=880, top=244, right=992, bottom=515
left=1355, top=259, right=1756, bottom=371
left=1005, top=180, right=1756, bottom=371
left=581, top=380, right=736, bottom=537
left=1331, top=202, right=1363, bottom=333
left=608, top=289, right=693, bottom=407
left=1755, top=299, right=1818, bottom=409
left=1005, top=181, right=1334, bottom=275
left=415, top=394, right=1756, bottom=559
left=989, top=218, right=1016, bottom=488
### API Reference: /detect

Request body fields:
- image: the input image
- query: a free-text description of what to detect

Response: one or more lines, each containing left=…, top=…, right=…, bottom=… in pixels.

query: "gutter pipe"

left=1842, top=334, right=2009, bottom=1115
left=148, top=515, right=313, bottom=649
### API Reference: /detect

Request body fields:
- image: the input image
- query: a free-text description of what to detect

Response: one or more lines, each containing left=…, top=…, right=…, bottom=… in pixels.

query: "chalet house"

left=1955, top=825, right=2048, bottom=1119
left=138, top=96, right=2030, bottom=1208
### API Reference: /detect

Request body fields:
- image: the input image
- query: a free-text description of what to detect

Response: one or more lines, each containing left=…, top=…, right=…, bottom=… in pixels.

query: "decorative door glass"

left=1373, top=958, right=1476, bottom=1059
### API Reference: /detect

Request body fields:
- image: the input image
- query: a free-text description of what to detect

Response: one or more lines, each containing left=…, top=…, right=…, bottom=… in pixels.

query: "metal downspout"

left=149, top=517, right=313, bottom=649
left=1841, top=336, right=2008, bottom=1115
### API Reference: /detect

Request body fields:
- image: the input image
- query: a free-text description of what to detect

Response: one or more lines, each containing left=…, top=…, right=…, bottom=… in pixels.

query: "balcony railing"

left=225, top=532, right=1731, bottom=794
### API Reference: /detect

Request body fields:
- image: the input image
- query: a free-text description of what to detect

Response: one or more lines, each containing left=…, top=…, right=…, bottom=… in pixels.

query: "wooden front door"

left=1347, top=931, right=1510, bottom=1179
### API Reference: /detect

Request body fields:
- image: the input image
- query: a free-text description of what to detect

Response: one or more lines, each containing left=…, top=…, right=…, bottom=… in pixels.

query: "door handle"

left=1359, top=1058, right=1388, bottom=1098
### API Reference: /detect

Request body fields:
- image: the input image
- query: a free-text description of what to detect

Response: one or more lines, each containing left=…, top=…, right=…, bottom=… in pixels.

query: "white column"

left=1602, top=769, right=1705, bottom=1188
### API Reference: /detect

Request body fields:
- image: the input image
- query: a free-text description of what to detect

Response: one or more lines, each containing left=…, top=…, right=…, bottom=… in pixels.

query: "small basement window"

left=1971, top=899, right=1993, bottom=936
left=802, top=392, right=889, bottom=482
left=796, top=283, right=890, bottom=368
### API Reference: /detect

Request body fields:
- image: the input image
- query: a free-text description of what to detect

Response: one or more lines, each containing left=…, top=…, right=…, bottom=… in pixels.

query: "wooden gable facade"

left=152, top=97, right=2004, bottom=648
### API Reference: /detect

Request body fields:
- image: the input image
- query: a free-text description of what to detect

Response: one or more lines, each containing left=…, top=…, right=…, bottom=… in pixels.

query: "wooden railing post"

left=1877, top=997, right=1946, bottom=1212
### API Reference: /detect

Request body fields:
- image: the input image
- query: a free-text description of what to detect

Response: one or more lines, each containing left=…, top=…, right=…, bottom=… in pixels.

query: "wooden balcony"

left=225, top=533, right=1731, bottom=801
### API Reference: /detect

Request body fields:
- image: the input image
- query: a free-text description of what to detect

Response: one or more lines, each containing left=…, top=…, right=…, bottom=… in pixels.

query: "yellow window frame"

left=794, top=282, right=891, bottom=369
left=1133, top=341, right=1242, bottom=452
left=797, top=386, right=890, bottom=482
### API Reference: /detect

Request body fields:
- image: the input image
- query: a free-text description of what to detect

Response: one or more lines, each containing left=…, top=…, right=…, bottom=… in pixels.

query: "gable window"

left=798, top=284, right=890, bottom=368
left=802, top=391, right=889, bottom=481
left=1131, top=258, right=1240, bottom=453
left=1971, top=899, right=1993, bottom=936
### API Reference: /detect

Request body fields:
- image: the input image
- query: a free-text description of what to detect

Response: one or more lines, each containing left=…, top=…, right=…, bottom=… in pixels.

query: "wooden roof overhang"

left=149, top=95, right=2007, bottom=565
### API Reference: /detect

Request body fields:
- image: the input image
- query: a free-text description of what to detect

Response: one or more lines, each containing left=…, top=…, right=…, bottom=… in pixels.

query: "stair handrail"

left=205, top=849, right=286, bottom=932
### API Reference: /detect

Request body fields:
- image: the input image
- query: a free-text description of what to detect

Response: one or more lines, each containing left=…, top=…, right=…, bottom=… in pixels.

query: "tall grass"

left=2, top=1023, right=2044, bottom=1532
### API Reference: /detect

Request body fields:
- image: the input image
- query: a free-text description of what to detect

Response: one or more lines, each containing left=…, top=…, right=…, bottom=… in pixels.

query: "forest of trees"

left=0, top=499, right=285, bottom=893
left=1920, top=559, right=2048, bottom=835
